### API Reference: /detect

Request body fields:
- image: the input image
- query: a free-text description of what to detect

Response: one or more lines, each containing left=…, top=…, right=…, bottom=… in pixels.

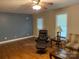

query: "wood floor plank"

left=0, top=37, right=54, bottom=59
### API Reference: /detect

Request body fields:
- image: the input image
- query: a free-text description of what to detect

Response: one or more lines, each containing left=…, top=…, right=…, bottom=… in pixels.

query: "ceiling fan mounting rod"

left=37, top=0, right=40, bottom=4
left=33, top=0, right=40, bottom=5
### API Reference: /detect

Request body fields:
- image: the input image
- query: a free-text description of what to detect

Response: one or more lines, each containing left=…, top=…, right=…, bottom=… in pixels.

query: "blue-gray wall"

left=0, top=13, right=33, bottom=42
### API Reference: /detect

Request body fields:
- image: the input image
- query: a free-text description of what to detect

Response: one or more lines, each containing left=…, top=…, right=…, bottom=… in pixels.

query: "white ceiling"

left=0, top=0, right=79, bottom=14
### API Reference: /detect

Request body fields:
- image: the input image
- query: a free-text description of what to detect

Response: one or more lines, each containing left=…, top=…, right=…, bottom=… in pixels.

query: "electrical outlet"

left=26, top=17, right=29, bottom=20
left=26, top=34, right=29, bottom=35
left=4, top=37, right=7, bottom=39
left=14, top=36, right=17, bottom=38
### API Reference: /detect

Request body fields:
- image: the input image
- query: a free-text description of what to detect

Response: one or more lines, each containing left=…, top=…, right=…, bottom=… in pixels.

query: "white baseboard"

left=0, top=36, right=34, bottom=44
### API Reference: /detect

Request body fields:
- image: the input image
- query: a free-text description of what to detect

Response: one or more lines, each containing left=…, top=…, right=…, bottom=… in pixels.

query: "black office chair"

left=35, top=30, right=49, bottom=54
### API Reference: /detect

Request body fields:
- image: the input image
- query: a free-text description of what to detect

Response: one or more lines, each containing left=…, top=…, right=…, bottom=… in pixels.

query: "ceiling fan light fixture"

left=33, top=5, right=41, bottom=10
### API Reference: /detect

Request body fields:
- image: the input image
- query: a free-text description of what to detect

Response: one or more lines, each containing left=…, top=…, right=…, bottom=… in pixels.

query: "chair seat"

left=66, top=43, right=79, bottom=51
left=36, top=43, right=47, bottom=49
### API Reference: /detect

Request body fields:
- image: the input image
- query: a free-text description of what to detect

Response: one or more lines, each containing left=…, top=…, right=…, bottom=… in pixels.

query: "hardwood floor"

left=0, top=37, right=54, bottom=59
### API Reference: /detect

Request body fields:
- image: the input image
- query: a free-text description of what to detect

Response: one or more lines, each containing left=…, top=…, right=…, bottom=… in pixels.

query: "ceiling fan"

left=32, top=0, right=53, bottom=10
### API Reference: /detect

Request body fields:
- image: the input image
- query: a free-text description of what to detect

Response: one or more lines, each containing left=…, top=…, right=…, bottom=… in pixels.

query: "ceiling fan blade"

left=41, top=2, right=53, bottom=5
left=47, top=3, right=53, bottom=5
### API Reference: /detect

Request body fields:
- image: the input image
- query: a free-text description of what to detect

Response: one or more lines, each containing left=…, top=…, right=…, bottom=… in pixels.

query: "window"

left=37, top=17, right=43, bottom=30
left=56, top=13, right=67, bottom=38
